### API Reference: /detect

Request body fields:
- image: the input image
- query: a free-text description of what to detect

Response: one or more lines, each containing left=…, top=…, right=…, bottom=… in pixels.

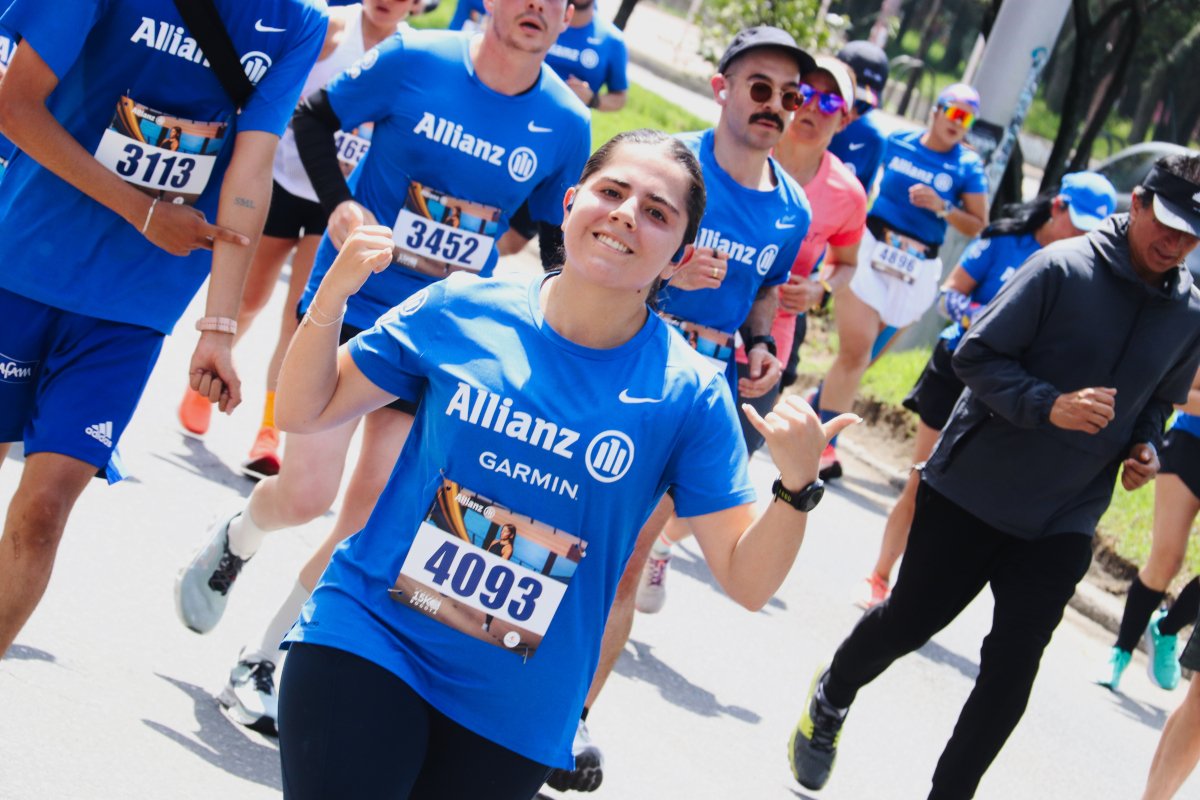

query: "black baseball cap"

left=837, top=40, right=889, bottom=92
left=717, top=27, right=816, bottom=76
left=1143, top=162, right=1200, bottom=237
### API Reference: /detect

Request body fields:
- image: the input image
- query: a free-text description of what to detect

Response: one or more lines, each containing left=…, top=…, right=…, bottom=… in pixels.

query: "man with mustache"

left=546, top=26, right=813, bottom=794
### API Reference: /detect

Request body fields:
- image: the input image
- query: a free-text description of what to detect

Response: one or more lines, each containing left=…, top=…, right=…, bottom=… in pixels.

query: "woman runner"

left=810, top=83, right=989, bottom=479
left=274, top=129, right=856, bottom=798
left=853, top=171, right=1118, bottom=609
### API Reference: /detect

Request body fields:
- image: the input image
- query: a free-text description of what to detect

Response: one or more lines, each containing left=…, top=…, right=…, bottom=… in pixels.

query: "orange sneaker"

left=179, top=387, right=212, bottom=437
left=852, top=573, right=890, bottom=610
left=241, top=426, right=281, bottom=481
left=818, top=443, right=842, bottom=480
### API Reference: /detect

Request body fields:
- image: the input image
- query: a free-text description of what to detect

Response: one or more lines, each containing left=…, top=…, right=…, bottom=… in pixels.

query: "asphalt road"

left=1, top=247, right=1195, bottom=800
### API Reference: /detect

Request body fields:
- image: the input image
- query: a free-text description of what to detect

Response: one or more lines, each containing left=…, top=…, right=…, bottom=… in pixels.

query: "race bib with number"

left=335, top=122, right=372, bottom=176
left=870, top=229, right=930, bottom=284
left=93, top=97, right=227, bottom=206
left=390, top=479, right=587, bottom=659
left=390, top=181, right=500, bottom=279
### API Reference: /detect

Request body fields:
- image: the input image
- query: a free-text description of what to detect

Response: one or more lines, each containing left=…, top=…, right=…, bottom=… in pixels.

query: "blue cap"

left=1060, top=171, right=1118, bottom=232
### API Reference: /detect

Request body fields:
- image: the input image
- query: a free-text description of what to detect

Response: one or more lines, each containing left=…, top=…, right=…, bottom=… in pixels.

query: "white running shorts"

left=849, top=227, right=943, bottom=328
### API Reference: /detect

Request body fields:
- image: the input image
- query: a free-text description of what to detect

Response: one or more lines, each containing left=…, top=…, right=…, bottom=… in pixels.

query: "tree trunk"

left=938, top=0, right=980, bottom=71
left=612, top=0, right=640, bottom=29
left=1128, top=17, right=1200, bottom=144
left=1067, top=8, right=1141, bottom=172
left=1040, top=0, right=1095, bottom=192
left=898, top=0, right=945, bottom=115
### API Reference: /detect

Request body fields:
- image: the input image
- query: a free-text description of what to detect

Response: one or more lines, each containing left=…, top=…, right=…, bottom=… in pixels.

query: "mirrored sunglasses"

left=941, top=105, right=976, bottom=129
left=798, top=83, right=847, bottom=115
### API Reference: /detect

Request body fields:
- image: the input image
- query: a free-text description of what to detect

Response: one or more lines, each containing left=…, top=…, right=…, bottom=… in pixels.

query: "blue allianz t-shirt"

left=658, top=129, right=809, bottom=335
left=0, top=0, right=327, bottom=334
left=1171, top=412, right=1200, bottom=440
left=285, top=272, right=756, bottom=768
left=940, top=232, right=1041, bottom=350
left=448, top=0, right=487, bottom=30
left=869, top=128, right=987, bottom=247
left=300, top=29, right=591, bottom=330
left=544, top=18, right=627, bottom=94
left=828, top=110, right=886, bottom=193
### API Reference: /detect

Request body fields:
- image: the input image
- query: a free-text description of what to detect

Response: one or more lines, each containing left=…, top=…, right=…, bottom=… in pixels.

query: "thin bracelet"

left=308, top=297, right=346, bottom=323
left=142, top=198, right=158, bottom=235
left=305, top=310, right=344, bottom=328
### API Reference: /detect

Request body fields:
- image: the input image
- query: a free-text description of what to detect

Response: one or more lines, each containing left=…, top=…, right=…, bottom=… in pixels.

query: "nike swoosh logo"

left=775, top=220, right=795, bottom=229
left=587, top=37, right=602, bottom=44
left=528, top=121, right=553, bottom=133
left=255, top=20, right=286, bottom=32
left=619, top=389, right=662, bottom=404
left=848, top=142, right=865, bottom=150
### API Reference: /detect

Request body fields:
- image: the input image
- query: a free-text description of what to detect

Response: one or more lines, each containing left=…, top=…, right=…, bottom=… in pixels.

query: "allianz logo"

left=446, top=382, right=580, bottom=458
left=695, top=227, right=778, bottom=276
left=130, top=18, right=272, bottom=84
left=0, top=356, right=34, bottom=383
left=887, top=156, right=935, bottom=185
left=0, top=35, right=16, bottom=69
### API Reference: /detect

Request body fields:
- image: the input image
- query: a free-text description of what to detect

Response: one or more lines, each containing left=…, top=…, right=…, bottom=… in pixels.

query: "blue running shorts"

left=0, top=287, right=164, bottom=483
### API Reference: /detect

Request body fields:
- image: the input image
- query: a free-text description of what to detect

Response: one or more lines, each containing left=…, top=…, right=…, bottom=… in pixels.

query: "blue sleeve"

left=347, top=280, right=447, bottom=400
left=3, top=0, right=101, bottom=79
left=667, top=374, right=757, bottom=517
left=448, top=0, right=481, bottom=30
left=962, top=155, right=987, bottom=195
left=325, top=34, right=405, bottom=131
left=525, top=117, right=590, bottom=225
left=605, top=37, right=628, bottom=92
left=238, top=5, right=328, bottom=135
left=958, top=237, right=994, bottom=282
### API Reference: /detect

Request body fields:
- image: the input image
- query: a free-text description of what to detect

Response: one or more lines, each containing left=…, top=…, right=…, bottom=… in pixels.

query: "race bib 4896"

left=390, top=479, right=588, bottom=659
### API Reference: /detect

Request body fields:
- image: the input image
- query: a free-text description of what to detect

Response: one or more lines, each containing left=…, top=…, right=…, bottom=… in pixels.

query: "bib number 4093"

left=424, top=541, right=542, bottom=621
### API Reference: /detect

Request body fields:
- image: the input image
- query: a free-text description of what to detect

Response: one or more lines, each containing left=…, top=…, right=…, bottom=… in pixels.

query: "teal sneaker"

left=789, top=664, right=847, bottom=790
left=175, top=507, right=249, bottom=634
left=1144, top=609, right=1182, bottom=690
left=1096, top=646, right=1132, bottom=691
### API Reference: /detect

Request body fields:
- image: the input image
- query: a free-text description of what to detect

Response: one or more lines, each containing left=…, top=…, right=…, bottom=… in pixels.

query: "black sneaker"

left=546, top=719, right=603, bottom=792
left=789, top=664, right=847, bottom=790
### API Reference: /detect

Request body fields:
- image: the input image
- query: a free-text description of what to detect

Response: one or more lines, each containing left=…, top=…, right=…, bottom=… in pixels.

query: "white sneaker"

left=546, top=718, right=604, bottom=792
left=218, top=647, right=279, bottom=735
left=635, top=552, right=671, bottom=613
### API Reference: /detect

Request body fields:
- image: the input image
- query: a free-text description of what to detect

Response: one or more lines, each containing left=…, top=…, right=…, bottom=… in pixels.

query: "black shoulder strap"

left=172, top=0, right=256, bottom=111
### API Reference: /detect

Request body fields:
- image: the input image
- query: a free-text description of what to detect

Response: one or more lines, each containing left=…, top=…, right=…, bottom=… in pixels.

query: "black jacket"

left=923, top=215, right=1200, bottom=539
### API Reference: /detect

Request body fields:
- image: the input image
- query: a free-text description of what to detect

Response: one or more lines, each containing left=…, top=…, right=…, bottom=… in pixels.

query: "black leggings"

left=824, top=482, right=1092, bottom=800
left=278, top=643, right=552, bottom=800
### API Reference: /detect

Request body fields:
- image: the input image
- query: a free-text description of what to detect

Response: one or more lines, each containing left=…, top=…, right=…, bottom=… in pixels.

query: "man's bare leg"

left=1141, top=675, right=1200, bottom=800
left=0, top=452, right=96, bottom=655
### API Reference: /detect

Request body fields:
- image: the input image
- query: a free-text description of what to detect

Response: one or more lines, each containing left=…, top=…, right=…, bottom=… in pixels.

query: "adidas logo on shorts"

left=85, top=421, right=114, bottom=448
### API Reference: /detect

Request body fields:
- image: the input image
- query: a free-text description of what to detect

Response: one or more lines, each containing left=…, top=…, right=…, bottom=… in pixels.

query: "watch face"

left=801, top=484, right=824, bottom=512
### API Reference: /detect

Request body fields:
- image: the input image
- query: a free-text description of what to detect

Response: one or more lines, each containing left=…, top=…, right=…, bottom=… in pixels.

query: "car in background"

left=1093, top=141, right=1200, bottom=274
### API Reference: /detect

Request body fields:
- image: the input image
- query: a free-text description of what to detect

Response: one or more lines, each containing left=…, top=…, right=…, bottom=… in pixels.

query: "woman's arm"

left=275, top=216, right=398, bottom=432
left=946, top=192, right=989, bottom=237
left=686, top=397, right=858, bottom=611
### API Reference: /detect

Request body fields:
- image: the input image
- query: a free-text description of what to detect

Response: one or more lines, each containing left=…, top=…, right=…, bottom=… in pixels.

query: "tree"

left=1127, top=18, right=1200, bottom=144
left=698, top=0, right=838, bottom=64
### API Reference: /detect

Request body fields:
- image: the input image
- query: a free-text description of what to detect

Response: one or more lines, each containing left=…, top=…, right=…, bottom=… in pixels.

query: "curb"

left=836, top=436, right=1148, bottom=650
left=626, top=49, right=714, bottom=99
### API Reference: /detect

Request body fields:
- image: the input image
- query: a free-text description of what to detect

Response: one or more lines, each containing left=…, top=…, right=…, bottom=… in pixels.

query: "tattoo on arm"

left=234, top=197, right=256, bottom=209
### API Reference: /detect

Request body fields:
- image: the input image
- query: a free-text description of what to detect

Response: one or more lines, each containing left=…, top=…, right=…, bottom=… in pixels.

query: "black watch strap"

left=772, top=476, right=824, bottom=512
left=748, top=334, right=777, bottom=357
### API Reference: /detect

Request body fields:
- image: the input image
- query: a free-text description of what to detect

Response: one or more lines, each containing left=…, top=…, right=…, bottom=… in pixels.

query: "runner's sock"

left=227, top=508, right=270, bottom=560
left=1160, top=577, right=1200, bottom=637
left=815, top=675, right=849, bottom=717
left=650, top=531, right=673, bottom=559
left=262, top=391, right=276, bottom=429
left=580, top=706, right=589, bottom=722
left=256, top=578, right=311, bottom=663
left=819, top=409, right=843, bottom=448
left=1116, top=576, right=1166, bottom=652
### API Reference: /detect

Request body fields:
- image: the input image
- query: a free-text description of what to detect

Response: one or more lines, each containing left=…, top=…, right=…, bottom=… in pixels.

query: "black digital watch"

left=748, top=334, right=777, bottom=357
left=772, top=476, right=824, bottom=512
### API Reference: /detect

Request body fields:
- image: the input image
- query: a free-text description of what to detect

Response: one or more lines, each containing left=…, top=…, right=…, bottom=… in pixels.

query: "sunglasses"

left=798, top=83, right=847, bottom=115
left=748, top=81, right=801, bottom=112
left=940, top=105, right=976, bottom=129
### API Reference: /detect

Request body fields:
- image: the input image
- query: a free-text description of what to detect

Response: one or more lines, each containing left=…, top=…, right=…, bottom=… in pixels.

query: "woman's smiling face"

left=561, top=141, right=693, bottom=292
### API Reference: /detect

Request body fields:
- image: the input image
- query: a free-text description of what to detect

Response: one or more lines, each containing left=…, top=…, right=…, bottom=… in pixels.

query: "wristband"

left=935, top=198, right=951, bottom=219
left=772, top=476, right=824, bottom=512
left=195, top=316, right=237, bottom=335
left=588, top=91, right=602, bottom=109
left=748, top=334, right=777, bottom=357
left=142, top=198, right=158, bottom=234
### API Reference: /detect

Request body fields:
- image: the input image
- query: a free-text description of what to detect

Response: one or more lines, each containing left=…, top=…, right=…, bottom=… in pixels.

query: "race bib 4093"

left=93, top=97, right=226, bottom=206
left=390, top=479, right=588, bottom=659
